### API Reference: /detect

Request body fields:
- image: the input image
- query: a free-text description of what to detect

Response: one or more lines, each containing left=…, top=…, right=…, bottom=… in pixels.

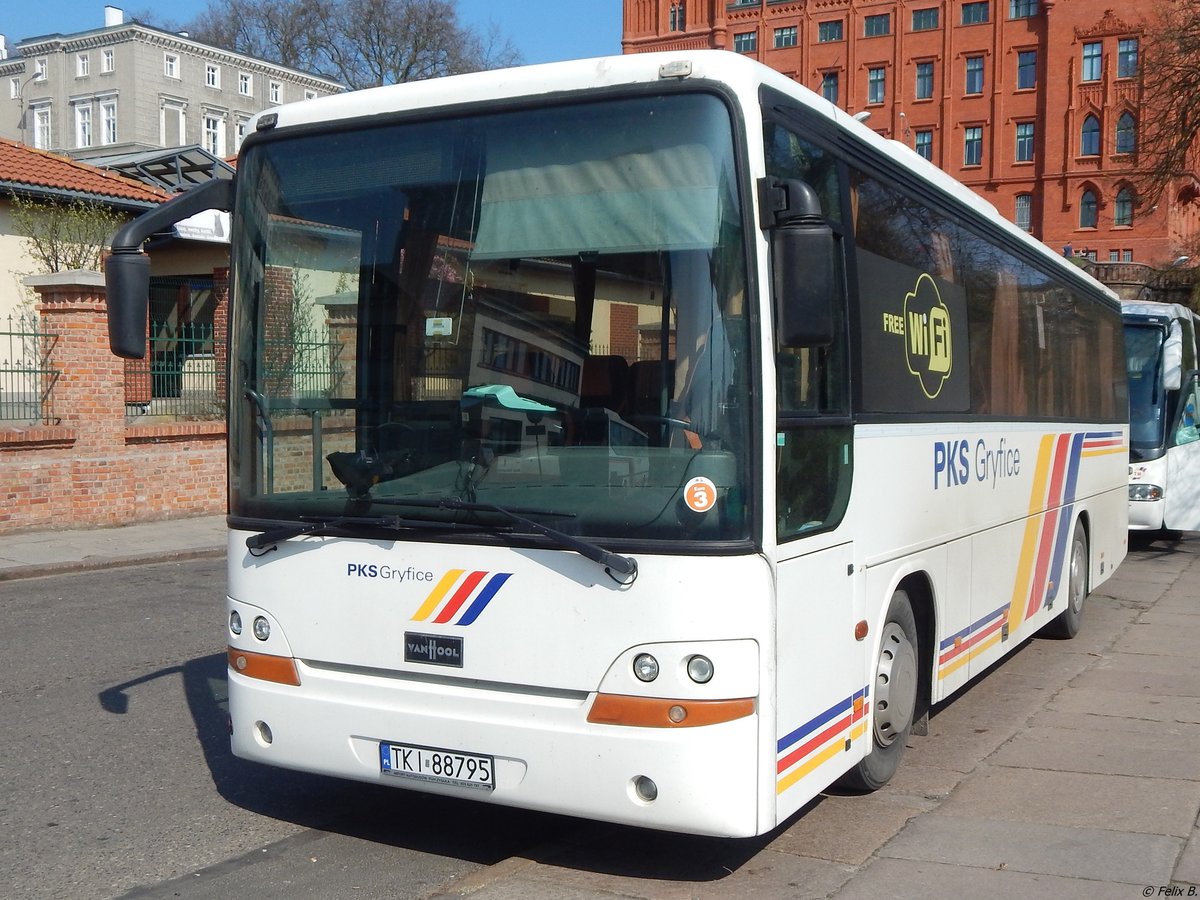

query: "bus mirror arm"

left=760, top=177, right=837, bottom=348
left=105, top=178, right=236, bottom=359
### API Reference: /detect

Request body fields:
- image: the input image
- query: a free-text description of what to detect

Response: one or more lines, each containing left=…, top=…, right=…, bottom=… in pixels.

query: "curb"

left=0, top=546, right=226, bottom=582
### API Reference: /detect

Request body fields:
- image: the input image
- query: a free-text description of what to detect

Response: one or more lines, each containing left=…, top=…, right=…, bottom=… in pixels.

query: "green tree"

left=9, top=194, right=127, bottom=274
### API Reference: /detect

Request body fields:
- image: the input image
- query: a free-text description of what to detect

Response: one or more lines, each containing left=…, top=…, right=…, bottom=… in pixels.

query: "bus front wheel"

left=838, top=589, right=919, bottom=792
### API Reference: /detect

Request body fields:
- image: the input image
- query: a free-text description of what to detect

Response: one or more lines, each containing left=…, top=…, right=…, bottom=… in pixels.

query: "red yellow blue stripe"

left=776, top=686, right=869, bottom=794
left=411, top=569, right=512, bottom=626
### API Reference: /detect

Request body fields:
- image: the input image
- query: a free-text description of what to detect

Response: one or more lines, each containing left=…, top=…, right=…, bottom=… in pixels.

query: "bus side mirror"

left=760, top=178, right=836, bottom=348
left=104, top=177, right=236, bottom=359
left=105, top=252, right=151, bottom=359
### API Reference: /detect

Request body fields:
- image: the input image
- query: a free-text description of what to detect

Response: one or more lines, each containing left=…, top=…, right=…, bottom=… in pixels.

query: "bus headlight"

left=253, top=616, right=271, bottom=641
left=686, top=654, right=715, bottom=684
left=1129, top=483, right=1163, bottom=501
left=633, top=653, right=660, bottom=682
left=229, top=611, right=243, bottom=635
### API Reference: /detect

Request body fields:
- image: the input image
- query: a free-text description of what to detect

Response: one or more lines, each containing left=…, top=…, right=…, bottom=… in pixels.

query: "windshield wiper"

left=245, top=513, right=505, bottom=552
left=369, top=496, right=638, bottom=583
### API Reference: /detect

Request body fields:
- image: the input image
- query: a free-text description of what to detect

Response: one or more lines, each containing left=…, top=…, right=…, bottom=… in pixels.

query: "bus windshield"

left=1125, top=321, right=1168, bottom=454
left=228, top=92, right=753, bottom=544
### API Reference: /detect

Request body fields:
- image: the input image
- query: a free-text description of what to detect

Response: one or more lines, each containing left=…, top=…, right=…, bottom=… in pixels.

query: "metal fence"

left=0, top=313, right=56, bottom=423
left=124, top=319, right=220, bottom=418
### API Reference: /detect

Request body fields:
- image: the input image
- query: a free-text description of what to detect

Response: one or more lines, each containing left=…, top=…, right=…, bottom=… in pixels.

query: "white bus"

left=105, top=51, right=1128, bottom=838
left=1124, top=299, right=1200, bottom=537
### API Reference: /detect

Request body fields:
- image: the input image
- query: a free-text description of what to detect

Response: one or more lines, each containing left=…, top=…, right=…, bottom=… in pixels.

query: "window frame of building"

left=1118, top=38, right=1138, bottom=78
left=34, top=58, right=48, bottom=82
left=1015, top=121, right=1035, bottom=162
left=774, top=26, right=798, bottom=49
left=1081, top=114, right=1101, bottom=156
left=164, top=53, right=180, bottom=79
left=1123, top=249, right=1133, bottom=262
left=74, top=102, right=92, bottom=148
left=962, top=2, right=990, bottom=25
left=669, top=2, right=686, bottom=32
left=1016, top=49, right=1037, bottom=90
left=1082, top=42, right=1102, bottom=82
left=964, top=125, right=983, bottom=166
left=270, top=80, right=282, bottom=103
left=100, top=99, right=118, bottom=145
left=818, top=20, right=844, bottom=43
left=915, top=60, right=934, bottom=100
left=868, top=66, right=886, bottom=104
left=965, top=56, right=984, bottom=95
left=1079, top=189, right=1098, bottom=228
left=206, top=64, right=221, bottom=89
left=864, top=13, right=891, bottom=37
left=1115, top=112, right=1136, bottom=155
left=912, top=8, right=939, bottom=31
left=733, top=31, right=758, bottom=53
left=1009, top=0, right=1037, bottom=18
left=9, top=77, right=18, bottom=99
left=33, top=104, right=52, bottom=149
left=203, top=111, right=226, bottom=157
left=238, top=71, right=253, bottom=97
left=821, top=71, right=839, bottom=104
left=160, top=100, right=186, bottom=146
left=914, top=129, right=933, bottom=160
left=102, top=49, right=115, bottom=73
left=1115, top=188, right=1134, bottom=226
left=77, top=54, right=89, bottom=78
left=1015, top=193, right=1032, bottom=231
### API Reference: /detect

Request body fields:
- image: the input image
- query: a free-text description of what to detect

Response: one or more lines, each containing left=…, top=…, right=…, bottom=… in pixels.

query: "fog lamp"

left=633, top=653, right=659, bottom=682
left=686, top=655, right=714, bottom=684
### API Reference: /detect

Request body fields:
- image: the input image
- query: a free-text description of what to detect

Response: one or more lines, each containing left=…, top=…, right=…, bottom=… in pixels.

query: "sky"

left=0, top=0, right=624, bottom=66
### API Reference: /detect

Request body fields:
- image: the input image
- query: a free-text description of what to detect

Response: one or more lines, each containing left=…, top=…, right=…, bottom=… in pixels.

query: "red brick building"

left=622, top=0, right=1200, bottom=267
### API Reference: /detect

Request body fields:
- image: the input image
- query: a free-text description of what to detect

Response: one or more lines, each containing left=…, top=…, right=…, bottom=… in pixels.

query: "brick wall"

left=0, top=272, right=226, bottom=534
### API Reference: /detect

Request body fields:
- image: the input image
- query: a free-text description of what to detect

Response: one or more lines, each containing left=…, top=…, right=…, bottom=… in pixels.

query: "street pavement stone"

left=832, top=858, right=1143, bottom=900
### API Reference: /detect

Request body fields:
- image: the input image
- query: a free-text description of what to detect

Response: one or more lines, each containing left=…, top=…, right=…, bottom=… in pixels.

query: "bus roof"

left=250, top=50, right=1116, bottom=304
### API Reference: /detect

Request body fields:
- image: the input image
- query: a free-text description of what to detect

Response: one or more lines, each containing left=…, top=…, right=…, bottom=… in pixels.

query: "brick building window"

left=1009, top=0, right=1037, bottom=18
left=912, top=8, right=939, bottom=31
left=1115, top=188, right=1134, bottom=226
left=962, top=2, right=989, bottom=25
left=1015, top=193, right=1033, bottom=231
left=964, top=126, right=983, bottom=166
left=1017, top=50, right=1037, bottom=89
left=1081, top=115, right=1100, bottom=156
left=1082, top=43, right=1102, bottom=82
left=1079, top=190, right=1098, bottom=228
left=868, top=67, right=886, bottom=104
left=1015, top=122, right=1035, bottom=162
left=864, top=14, right=890, bottom=37
left=734, top=31, right=757, bottom=53
left=774, top=26, right=798, bottom=49
left=915, top=61, right=934, bottom=99
left=669, top=2, right=686, bottom=31
left=1118, top=39, right=1138, bottom=77
left=818, top=20, right=844, bottom=42
left=965, top=56, right=984, bottom=94
left=914, top=130, right=933, bottom=160
left=821, top=71, right=839, bottom=103
left=1116, top=112, right=1136, bottom=154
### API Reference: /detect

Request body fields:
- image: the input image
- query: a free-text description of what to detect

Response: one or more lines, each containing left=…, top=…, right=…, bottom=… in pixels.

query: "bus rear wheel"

left=1042, top=522, right=1087, bottom=639
left=838, top=589, right=919, bottom=792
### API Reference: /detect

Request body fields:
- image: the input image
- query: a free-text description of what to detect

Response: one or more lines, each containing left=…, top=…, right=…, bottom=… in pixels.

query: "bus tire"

left=1042, top=522, right=1088, bottom=639
left=838, top=589, right=919, bottom=792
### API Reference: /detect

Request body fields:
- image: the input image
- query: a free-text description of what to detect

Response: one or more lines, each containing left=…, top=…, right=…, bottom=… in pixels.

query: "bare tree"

left=135, top=0, right=520, bottom=90
left=1135, top=1, right=1200, bottom=205
left=10, top=195, right=127, bottom=274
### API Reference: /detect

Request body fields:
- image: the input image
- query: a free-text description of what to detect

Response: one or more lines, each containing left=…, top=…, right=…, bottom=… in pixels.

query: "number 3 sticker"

left=684, top=476, right=717, bottom=513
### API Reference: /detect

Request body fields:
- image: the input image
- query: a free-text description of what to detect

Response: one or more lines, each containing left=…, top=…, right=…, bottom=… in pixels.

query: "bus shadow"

left=98, top=652, right=768, bottom=880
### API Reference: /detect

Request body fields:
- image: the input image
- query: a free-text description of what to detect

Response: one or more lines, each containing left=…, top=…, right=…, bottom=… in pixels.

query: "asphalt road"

left=1, top=540, right=1197, bottom=899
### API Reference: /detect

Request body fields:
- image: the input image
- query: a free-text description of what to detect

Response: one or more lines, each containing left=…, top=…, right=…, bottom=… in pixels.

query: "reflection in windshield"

left=1125, top=322, right=1167, bottom=451
left=229, top=93, right=752, bottom=544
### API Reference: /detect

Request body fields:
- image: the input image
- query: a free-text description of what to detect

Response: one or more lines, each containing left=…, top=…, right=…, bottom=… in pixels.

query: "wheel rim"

left=873, top=621, right=918, bottom=747
left=1068, top=536, right=1087, bottom=615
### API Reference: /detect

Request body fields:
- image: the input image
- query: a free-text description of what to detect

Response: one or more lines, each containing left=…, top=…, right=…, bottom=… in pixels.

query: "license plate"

left=379, top=741, right=495, bottom=791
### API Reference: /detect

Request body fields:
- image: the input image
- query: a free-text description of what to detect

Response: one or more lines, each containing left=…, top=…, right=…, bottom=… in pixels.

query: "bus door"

left=1165, top=371, right=1200, bottom=530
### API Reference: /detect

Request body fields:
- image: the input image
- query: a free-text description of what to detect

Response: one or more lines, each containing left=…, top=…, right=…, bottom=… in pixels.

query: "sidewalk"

left=0, top=514, right=227, bottom=580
